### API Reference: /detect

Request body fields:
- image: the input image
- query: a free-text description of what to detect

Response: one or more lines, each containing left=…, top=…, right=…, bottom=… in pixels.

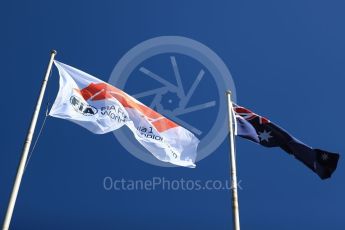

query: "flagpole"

left=226, top=90, right=240, bottom=230
left=2, top=50, right=57, bottom=230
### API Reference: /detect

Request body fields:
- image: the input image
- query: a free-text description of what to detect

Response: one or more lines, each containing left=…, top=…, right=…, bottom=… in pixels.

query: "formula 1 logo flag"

left=49, top=61, right=199, bottom=167
left=233, top=103, right=340, bottom=179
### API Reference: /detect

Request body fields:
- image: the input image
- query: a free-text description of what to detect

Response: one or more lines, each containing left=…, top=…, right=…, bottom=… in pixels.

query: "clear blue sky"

left=1, top=0, right=344, bottom=229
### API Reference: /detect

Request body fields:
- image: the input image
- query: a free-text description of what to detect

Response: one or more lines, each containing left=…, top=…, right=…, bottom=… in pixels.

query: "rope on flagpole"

left=24, top=59, right=54, bottom=171
left=231, top=103, right=238, bottom=136
left=24, top=103, right=50, bottom=171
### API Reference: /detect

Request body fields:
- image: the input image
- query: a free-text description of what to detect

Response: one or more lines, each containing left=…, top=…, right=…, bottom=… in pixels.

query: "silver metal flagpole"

left=226, top=90, right=240, bottom=230
left=2, top=50, right=57, bottom=230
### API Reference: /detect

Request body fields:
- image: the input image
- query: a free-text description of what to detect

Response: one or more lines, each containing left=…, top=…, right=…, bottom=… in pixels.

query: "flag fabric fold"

left=49, top=60, right=199, bottom=167
left=233, top=103, right=339, bottom=179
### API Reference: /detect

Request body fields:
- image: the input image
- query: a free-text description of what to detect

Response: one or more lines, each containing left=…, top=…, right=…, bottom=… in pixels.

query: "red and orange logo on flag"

left=77, top=83, right=178, bottom=133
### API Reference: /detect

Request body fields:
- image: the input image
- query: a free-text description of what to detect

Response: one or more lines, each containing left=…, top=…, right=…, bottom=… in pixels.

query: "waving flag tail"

left=233, top=103, right=339, bottom=179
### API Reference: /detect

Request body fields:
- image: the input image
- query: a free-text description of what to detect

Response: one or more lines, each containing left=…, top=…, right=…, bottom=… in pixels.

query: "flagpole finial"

left=51, top=50, right=57, bottom=55
left=226, top=90, right=232, bottom=95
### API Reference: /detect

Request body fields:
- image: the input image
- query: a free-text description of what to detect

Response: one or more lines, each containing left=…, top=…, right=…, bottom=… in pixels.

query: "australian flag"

left=233, top=103, right=339, bottom=180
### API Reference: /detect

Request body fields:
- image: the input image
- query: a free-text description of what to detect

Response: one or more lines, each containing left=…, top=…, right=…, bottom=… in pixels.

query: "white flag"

left=50, top=61, right=199, bottom=167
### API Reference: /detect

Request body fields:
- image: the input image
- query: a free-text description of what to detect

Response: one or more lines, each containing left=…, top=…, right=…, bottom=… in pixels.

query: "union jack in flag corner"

left=233, top=103, right=340, bottom=180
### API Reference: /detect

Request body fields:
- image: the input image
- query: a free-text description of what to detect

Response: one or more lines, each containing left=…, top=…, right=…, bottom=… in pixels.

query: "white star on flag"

left=258, top=130, right=272, bottom=142
left=321, top=153, right=329, bottom=161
